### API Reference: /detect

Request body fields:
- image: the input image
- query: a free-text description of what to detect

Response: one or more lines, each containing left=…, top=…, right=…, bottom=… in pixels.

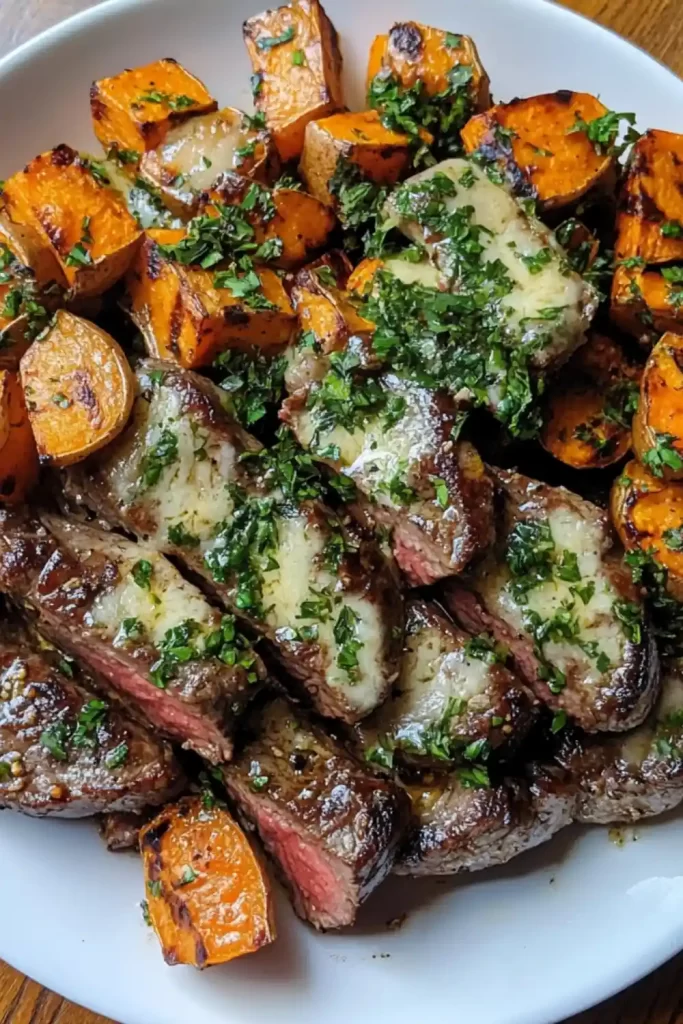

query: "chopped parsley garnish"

left=168, top=522, right=201, bottom=548
left=140, top=429, right=179, bottom=489
left=663, top=527, right=683, bottom=552
left=178, top=866, right=198, bottom=886
left=105, top=743, right=129, bottom=770
left=215, top=347, right=286, bottom=428
left=520, top=247, right=553, bottom=275
left=291, top=49, right=306, bottom=66
left=118, top=617, right=144, bottom=641
left=64, top=242, right=92, bottom=268
left=327, top=157, right=389, bottom=251
left=567, top=110, right=638, bottom=156
left=463, top=633, right=508, bottom=664
left=505, top=519, right=556, bottom=602
left=250, top=775, right=270, bottom=791
left=431, top=476, right=449, bottom=509
left=613, top=599, right=643, bottom=645
left=147, top=880, right=162, bottom=898
left=241, top=427, right=326, bottom=504
left=333, top=605, right=363, bottom=680
left=550, top=709, right=567, bottom=734
left=72, top=699, right=108, bottom=748
left=662, top=221, right=683, bottom=238
left=131, top=559, right=153, bottom=590
left=39, top=722, right=70, bottom=761
left=641, top=432, right=683, bottom=477
left=137, top=91, right=197, bottom=111
left=625, top=548, right=683, bottom=655
left=256, top=25, right=295, bottom=49
left=306, top=350, right=389, bottom=438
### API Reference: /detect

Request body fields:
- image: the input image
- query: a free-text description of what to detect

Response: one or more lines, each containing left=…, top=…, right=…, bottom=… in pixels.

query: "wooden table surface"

left=1, top=0, right=683, bottom=1021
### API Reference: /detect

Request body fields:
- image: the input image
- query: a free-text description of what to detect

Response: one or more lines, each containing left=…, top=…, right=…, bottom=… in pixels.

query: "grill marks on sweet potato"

left=0, top=370, right=38, bottom=503
left=632, top=332, right=683, bottom=479
left=461, top=91, right=616, bottom=211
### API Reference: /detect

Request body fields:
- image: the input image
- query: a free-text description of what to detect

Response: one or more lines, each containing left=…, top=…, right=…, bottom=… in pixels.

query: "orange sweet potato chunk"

left=611, top=265, right=683, bottom=342
left=141, top=796, right=276, bottom=968
left=366, top=23, right=490, bottom=109
left=19, top=310, right=135, bottom=467
left=299, top=111, right=419, bottom=206
left=243, top=0, right=344, bottom=163
left=126, top=234, right=296, bottom=367
left=615, top=130, right=683, bottom=267
left=347, top=257, right=384, bottom=295
left=292, top=263, right=375, bottom=354
left=0, top=370, right=38, bottom=503
left=2, top=145, right=142, bottom=299
left=461, top=91, right=616, bottom=211
left=631, top=332, right=683, bottom=480
left=90, top=58, right=217, bottom=157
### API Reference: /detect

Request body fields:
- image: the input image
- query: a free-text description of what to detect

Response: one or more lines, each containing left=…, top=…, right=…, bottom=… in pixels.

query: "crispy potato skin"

left=462, top=91, right=616, bottom=211
left=90, top=58, right=217, bottom=155
left=366, top=23, right=491, bottom=109
left=632, top=332, right=683, bottom=478
left=19, top=310, right=134, bottom=467
left=126, top=234, right=296, bottom=368
left=541, top=334, right=641, bottom=470
left=0, top=370, right=38, bottom=503
left=616, top=130, right=683, bottom=267
left=611, top=459, right=683, bottom=600
left=2, top=145, right=142, bottom=299
left=299, top=111, right=416, bottom=206
left=204, top=172, right=335, bottom=270
left=243, top=0, right=344, bottom=163
left=141, top=796, right=276, bottom=968
left=139, top=107, right=279, bottom=219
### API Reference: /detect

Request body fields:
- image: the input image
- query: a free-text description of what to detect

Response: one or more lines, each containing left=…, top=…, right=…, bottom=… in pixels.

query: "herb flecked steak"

left=66, top=361, right=402, bottom=723
left=223, top=698, right=411, bottom=929
left=0, top=509, right=264, bottom=762
left=444, top=468, right=660, bottom=733
left=355, top=598, right=537, bottom=771
left=0, top=627, right=183, bottom=817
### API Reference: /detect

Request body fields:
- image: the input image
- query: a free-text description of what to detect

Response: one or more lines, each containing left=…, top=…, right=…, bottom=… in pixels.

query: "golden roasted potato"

left=141, top=796, right=276, bottom=968
left=611, top=459, right=683, bottom=599
left=139, top=107, right=279, bottom=219
left=19, top=310, right=135, bottom=466
left=461, top=91, right=617, bottom=211
left=243, top=0, right=344, bottom=163
left=299, top=110, right=419, bottom=207
left=631, top=332, right=683, bottom=479
left=0, top=369, right=38, bottom=503
left=2, top=145, right=142, bottom=299
left=541, top=334, right=641, bottom=470
left=126, top=232, right=296, bottom=368
left=203, top=173, right=336, bottom=269
left=90, top=58, right=217, bottom=158
left=366, top=22, right=490, bottom=109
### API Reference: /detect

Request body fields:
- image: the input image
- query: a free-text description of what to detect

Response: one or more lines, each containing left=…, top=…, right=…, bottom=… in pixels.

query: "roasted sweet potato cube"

left=299, top=111, right=417, bottom=207
left=611, top=265, right=683, bottom=342
left=2, top=145, right=142, bottom=299
left=292, top=264, right=375, bottom=355
left=461, top=91, right=617, bottom=211
left=243, top=0, right=344, bottom=163
left=347, top=257, right=384, bottom=295
left=541, top=334, right=641, bottom=470
left=126, top=234, right=296, bottom=367
left=139, top=108, right=279, bottom=219
left=0, top=370, right=38, bottom=503
left=203, top=173, right=335, bottom=269
left=631, top=332, right=683, bottom=480
left=615, top=130, right=683, bottom=267
left=366, top=23, right=490, bottom=109
left=90, top=58, right=217, bottom=157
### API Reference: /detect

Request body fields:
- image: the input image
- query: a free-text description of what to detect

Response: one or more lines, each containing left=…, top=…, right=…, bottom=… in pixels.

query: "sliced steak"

left=0, top=629, right=182, bottom=818
left=66, top=361, right=401, bottom=724
left=554, top=660, right=683, bottom=823
left=355, top=598, right=537, bottom=770
left=99, top=810, right=148, bottom=850
left=443, top=468, right=659, bottom=733
left=282, top=371, right=495, bottom=586
left=222, top=697, right=411, bottom=929
left=0, top=509, right=264, bottom=762
left=394, top=762, right=574, bottom=876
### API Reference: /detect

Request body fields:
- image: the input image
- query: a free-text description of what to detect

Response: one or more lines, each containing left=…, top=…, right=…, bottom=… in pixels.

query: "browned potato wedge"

left=299, top=110, right=420, bottom=207
left=141, top=796, right=276, bottom=968
left=126, top=232, right=296, bottom=368
left=203, top=173, right=336, bottom=270
left=19, top=310, right=134, bottom=466
left=2, top=145, right=142, bottom=299
left=243, top=0, right=344, bottom=163
left=631, top=331, right=683, bottom=479
left=0, top=369, right=38, bottom=502
left=90, top=58, right=217, bottom=158
left=610, top=459, right=683, bottom=599
left=461, top=91, right=617, bottom=211
left=138, top=108, right=279, bottom=219
left=541, top=334, right=641, bottom=470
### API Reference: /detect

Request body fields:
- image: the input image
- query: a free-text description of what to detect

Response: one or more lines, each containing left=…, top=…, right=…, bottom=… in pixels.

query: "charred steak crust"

left=443, top=468, right=659, bottom=733
left=66, top=360, right=402, bottom=724
left=0, top=633, right=182, bottom=818
left=0, top=508, right=263, bottom=763
left=223, top=698, right=411, bottom=929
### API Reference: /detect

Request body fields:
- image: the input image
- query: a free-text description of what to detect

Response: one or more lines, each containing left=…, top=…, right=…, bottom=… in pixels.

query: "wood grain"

left=0, top=0, right=682, bottom=1021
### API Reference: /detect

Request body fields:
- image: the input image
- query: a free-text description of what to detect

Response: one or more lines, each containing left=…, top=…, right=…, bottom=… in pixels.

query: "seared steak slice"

left=0, top=509, right=263, bottom=762
left=395, top=762, right=573, bottom=876
left=443, top=468, right=659, bottom=732
left=0, top=632, right=182, bottom=818
left=66, top=361, right=401, bottom=723
left=99, top=810, right=148, bottom=850
left=554, top=660, right=683, bottom=824
left=223, top=698, right=411, bottom=929
left=355, top=599, right=536, bottom=769
left=281, top=372, right=494, bottom=586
